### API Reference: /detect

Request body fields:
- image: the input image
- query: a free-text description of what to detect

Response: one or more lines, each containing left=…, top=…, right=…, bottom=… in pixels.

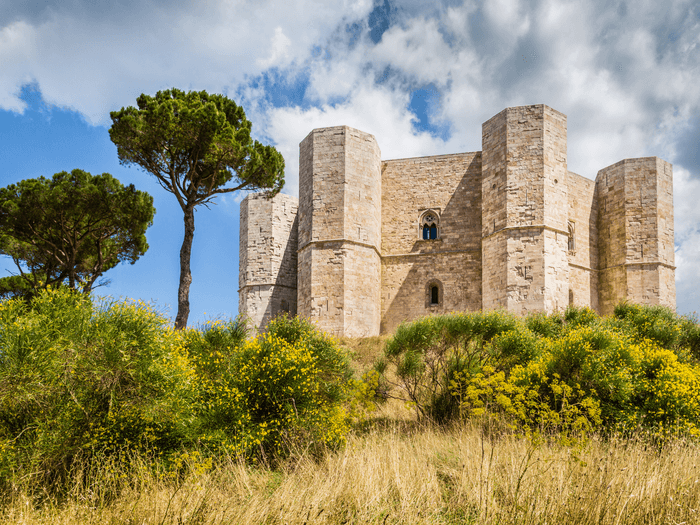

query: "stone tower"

left=596, top=157, right=675, bottom=314
left=238, top=192, right=298, bottom=330
left=481, top=105, right=569, bottom=314
left=297, top=126, right=382, bottom=337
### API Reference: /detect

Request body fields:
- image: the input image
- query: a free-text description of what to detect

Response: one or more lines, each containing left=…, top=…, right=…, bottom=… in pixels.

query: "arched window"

left=420, top=210, right=440, bottom=240
left=567, top=221, right=575, bottom=252
left=425, top=280, right=443, bottom=308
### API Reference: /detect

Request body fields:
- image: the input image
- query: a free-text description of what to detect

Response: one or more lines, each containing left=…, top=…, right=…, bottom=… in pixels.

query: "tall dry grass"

left=3, top=408, right=700, bottom=525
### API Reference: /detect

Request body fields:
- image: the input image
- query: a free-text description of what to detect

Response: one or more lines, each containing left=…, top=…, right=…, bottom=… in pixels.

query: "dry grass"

left=4, top=413, right=700, bottom=525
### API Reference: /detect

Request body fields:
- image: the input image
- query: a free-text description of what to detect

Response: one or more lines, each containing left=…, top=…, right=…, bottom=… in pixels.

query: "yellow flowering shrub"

left=384, top=305, right=700, bottom=439
left=187, top=314, right=352, bottom=459
left=0, top=287, right=197, bottom=487
left=452, top=365, right=601, bottom=438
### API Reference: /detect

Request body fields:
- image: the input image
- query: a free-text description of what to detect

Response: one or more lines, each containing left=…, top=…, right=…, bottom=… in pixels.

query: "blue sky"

left=1, top=0, right=699, bottom=325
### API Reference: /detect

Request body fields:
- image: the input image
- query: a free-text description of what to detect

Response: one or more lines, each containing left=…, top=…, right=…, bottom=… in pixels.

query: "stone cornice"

left=481, top=224, right=570, bottom=240
left=238, top=283, right=297, bottom=293
left=381, top=248, right=481, bottom=259
left=298, top=239, right=382, bottom=258
left=600, top=261, right=676, bottom=271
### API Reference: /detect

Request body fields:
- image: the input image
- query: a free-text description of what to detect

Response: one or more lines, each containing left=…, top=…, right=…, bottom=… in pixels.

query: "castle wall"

left=297, top=126, right=382, bottom=337
left=238, top=104, right=675, bottom=337
left=380, top=153, right=482, bottom=333
left=481, top=109, right=508, bottom=310
left=567, top=171, right=599, bottom=309
left=597, top=157, right=675, bottom=314
left=482, top=105, right=569, bottom=314
left=238, top=193, right=298, bottom=331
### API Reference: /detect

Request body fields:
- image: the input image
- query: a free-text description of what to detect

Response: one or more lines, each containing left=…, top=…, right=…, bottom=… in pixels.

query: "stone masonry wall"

left=541, top=107, right=570, bottom=312
left=239, top=104, right=675, bottom=337
left=482, top=105, right=569, bottom=314
left=297, top=126, right=382, bottom=337
left=596, top=157, right=675, bottom=314
left=567, top=171, right=599, bottom=309
left=656, top=158, right=676, bottom=308
left=340, top=128, right=382, bottom=337
left=481, top=109, right=509, bottom=310
left=596, top=160, right=627, bottom=314
left=238, top=193, right=298, bottom=331
left=380, top=153, right=482, bottom=333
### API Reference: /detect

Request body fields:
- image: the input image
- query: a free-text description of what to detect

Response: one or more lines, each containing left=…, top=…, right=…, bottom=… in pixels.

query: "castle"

left=239, top=104, right=676, bottom=337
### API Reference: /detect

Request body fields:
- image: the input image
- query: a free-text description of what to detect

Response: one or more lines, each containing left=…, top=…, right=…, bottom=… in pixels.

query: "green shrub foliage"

left=0, top=289, right=353, bottom=489
left=381, top=306, right=700, bottom=436
left=0, top=287, right=194, bottom=488
left=186, top=314, right=352, bottom=459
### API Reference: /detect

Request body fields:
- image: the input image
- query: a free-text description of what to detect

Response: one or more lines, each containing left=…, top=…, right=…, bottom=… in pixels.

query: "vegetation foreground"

left=4, top=416, right=700, bottom=524
left=2, top=287, right=700, bottom=523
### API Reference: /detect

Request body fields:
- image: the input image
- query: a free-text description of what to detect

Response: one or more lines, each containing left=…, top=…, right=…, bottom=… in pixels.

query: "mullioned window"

left=419, top=210, right=440, bottom=240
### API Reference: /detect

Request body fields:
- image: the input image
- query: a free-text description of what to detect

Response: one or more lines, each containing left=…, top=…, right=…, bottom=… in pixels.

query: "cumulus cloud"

left=1, top=0, right=698, bottom=313
left=0, top=0, right=373, bottom=123
left=266, top=83, right=459, bottom=196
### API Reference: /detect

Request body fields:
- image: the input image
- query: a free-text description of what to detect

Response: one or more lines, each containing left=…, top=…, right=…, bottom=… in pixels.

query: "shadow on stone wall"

left=381, top=155, right=483, bottom=333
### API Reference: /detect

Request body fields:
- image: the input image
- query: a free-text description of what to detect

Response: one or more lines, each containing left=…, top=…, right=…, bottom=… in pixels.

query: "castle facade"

left=239, top=104, right=676, bottom=337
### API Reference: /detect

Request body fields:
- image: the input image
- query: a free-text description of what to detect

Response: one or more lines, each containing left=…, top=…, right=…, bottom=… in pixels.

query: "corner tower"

left=481, top=105, right=569, bottom=313
left=596, top=157, right=675, bottom=314
left=239, top=193, right=298, bottom=331
left=297, top=126, right=382, bottom=337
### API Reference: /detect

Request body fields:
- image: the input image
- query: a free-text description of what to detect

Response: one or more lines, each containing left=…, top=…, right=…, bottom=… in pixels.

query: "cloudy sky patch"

left=1, top=0, right=698, bottom=322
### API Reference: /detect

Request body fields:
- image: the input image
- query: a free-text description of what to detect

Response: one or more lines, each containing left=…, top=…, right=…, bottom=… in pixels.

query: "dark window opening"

left=423, top=224, right=430, bottom=239
left=430, top=285, right=439, bottom=305
left=430, top=224, right=437, bottom=239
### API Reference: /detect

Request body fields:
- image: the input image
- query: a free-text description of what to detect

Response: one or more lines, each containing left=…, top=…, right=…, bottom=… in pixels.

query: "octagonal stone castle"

left=239, top=104, right=676, bottom=337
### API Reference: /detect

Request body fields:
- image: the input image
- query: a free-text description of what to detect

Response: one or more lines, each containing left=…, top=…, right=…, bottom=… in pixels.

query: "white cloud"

left=0, top=21, right=36, bottom=113
left=673, top=167, right=700, bottom=314
left=0, top=0, right=374, bottom=123
left=267, top=83, right=457, bottom=197
left=257, top=27, right=292, bottom=69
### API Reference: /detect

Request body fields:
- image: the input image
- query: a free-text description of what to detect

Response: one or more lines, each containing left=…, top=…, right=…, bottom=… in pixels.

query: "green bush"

left=0, top=290, right=355, bottom=491
left=380, top=305, right=700, bottom=437
left=380, top=311, right=531, bottom=422
left=187, top=314, right=352, bottom=460
left=0, top=287, right=195, bottom=489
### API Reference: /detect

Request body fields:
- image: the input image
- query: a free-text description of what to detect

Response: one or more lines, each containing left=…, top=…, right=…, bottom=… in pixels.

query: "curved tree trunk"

left=175, top=206, right=195, bottom=330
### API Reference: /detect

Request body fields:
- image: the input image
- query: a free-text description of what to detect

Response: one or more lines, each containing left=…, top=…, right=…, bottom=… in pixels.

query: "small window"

left=419, top=210, right=440, bottom=240
left=425, top=280, right=443, bottom=308
left=568, top=221, right=575, bottom=252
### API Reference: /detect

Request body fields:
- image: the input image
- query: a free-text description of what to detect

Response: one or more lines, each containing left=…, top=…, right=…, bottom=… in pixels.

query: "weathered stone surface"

left=596, top=157, right=675, bottom=314
left=381, top=153, right=482, bottom=333
left=239, top=104, right=676, bottom=336
left=482, top=105, right=569, bottom=314
left=238, top=193, right=298, bottom=332
left=297, top=126, right=382, bottom=337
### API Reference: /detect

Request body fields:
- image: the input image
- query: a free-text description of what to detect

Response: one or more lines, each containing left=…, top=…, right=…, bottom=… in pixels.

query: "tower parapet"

left=238, top=192, right=298, bottom=331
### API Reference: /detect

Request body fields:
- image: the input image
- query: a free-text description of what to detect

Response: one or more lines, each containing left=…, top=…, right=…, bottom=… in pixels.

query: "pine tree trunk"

left=175, top=206, right=195, bottom=330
